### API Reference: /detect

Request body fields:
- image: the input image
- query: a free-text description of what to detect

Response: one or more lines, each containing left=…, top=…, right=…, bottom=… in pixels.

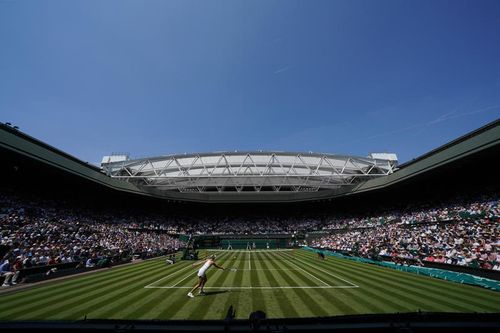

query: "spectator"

left=1, top=259, right=18, bottom=287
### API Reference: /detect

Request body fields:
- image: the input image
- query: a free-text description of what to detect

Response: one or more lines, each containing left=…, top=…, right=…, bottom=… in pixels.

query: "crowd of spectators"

left=127, top=215, right=321, bottom=235
left=1, top=189, right=498, bottom=288
left=312, top=196, right=499, bottom=270
left=0, top=192, right=185, bottom=287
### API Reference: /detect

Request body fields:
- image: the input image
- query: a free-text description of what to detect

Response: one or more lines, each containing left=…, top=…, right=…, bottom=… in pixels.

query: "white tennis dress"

left=197, top=260, right=212, bottom=277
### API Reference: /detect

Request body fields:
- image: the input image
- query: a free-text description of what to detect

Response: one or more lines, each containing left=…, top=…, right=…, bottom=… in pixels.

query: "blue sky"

left=1, top=0, right=499, bottom=164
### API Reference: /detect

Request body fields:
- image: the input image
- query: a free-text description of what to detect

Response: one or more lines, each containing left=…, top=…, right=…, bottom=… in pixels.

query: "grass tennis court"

left=0, top=249, right=499, bottom=320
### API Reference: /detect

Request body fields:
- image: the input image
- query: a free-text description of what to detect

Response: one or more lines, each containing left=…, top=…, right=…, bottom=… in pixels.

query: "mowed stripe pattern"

left=0, top=250, right=498, bottom=320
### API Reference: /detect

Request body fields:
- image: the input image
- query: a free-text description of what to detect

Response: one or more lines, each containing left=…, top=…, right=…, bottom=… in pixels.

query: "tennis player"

left=187, top=254, right=224, bottom=297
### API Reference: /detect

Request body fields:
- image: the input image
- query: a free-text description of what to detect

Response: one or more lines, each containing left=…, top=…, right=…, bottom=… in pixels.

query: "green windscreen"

left=220, top=238, right=288, bottom=249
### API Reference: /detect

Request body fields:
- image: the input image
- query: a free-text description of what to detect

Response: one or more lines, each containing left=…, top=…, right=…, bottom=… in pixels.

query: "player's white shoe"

left=187, top=292, right=194, bottom=298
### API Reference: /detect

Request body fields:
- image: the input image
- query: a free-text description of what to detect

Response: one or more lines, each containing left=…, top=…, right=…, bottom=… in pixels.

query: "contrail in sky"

left=273, top=66, right=291, bottom=74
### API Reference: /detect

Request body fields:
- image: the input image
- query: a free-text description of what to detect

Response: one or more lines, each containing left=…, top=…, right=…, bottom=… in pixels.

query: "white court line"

left=169, top=271, right=197, bottom=288
left=145, top=251, right=231, bottom=289
left=147, top=251, right=235, bottom=289
left=269, top=251, right=330, bottom=287
left=146, top=250, right=358, bottom=290
left=144, top=263, right=193, bottom=288
left=146, top=286, right=358, bottom=289
left=248, top=251, right=251, bottom=270
left=281, top=252, right=359, bottom=288
left=279, top=255, right=330, bottom=286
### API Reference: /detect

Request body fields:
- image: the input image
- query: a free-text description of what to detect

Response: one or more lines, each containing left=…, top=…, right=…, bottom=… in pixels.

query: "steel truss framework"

left=101, top=152, right=396, bottom=193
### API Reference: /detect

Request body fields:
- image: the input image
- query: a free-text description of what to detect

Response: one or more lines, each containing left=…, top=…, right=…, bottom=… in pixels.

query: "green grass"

left=0, top=249, right=498, bottom=320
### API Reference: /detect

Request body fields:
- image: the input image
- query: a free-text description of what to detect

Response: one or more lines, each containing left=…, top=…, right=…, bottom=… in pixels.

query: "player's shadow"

left=204, top=290, right=231, bottom=296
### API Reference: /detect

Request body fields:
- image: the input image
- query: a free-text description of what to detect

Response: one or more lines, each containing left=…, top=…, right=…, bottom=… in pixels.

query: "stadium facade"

left=0, top=119, right=499, bottom=203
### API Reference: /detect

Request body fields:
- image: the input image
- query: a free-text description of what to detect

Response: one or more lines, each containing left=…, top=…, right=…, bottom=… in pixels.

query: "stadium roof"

left=1, top=119, right=499, bottom=203
left=100, top=152, right=397, bottom=194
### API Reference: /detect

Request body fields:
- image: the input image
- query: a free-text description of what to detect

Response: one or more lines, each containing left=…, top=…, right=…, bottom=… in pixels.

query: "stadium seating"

left=1, top=186, right=498, bottom=291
